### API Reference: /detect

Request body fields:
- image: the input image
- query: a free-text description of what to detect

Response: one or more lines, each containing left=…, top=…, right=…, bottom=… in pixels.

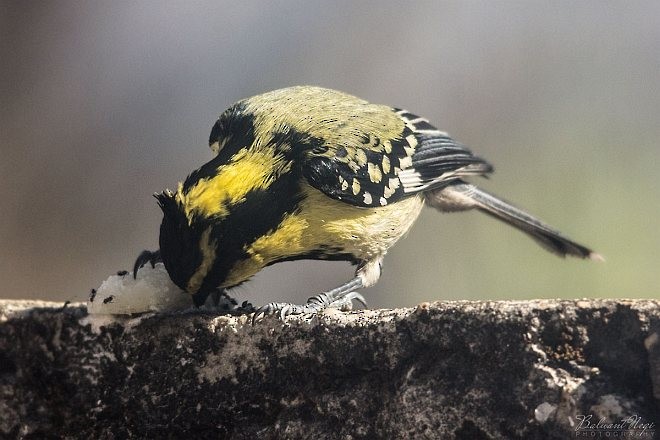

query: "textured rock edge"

left=0, top=299, right=658, bottom=439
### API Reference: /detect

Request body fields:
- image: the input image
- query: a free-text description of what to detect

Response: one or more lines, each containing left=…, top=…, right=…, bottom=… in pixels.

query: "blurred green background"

left=2, top=2, right=658, bottom=308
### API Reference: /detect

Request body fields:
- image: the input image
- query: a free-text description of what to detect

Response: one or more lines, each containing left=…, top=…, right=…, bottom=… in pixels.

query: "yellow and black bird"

left=134, top=86, right=601, bottom=316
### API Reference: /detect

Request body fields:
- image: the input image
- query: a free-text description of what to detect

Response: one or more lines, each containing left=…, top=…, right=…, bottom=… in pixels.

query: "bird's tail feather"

left=427, top=183, right=603, bottom=260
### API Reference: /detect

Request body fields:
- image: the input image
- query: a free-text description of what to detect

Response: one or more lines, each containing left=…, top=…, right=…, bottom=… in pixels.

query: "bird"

left=134, top=85, right=601, bottom=318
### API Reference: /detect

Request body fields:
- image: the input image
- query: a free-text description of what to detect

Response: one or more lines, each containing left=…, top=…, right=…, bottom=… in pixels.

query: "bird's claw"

left=251, top=302, right=308, bottom=324
left=133, top=250, right=162, bottom=279
left=251, top=291, right=368, bottom=324
left=328, top=291, right=368, bottom=311
left=203, top=290, right=255, bottom=313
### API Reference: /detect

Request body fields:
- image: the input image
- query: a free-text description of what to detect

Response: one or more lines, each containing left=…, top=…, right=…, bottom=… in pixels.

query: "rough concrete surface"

left=0, top=299, right=658, bottom=439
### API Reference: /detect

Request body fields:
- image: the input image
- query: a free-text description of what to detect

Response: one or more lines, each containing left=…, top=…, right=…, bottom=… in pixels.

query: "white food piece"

left=87, top=263, right=191, bottom=315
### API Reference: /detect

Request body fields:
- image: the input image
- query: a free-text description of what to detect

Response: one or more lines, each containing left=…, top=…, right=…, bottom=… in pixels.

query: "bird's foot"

left=197, top=289, right=255, bottom=313
left=252, top=291, right=366, bottom=323
left=133, top=249, right=162, bottom=279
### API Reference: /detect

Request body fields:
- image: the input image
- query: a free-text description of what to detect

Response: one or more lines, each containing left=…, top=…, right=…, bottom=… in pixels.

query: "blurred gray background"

left=2, top=1, right=658, bottom=307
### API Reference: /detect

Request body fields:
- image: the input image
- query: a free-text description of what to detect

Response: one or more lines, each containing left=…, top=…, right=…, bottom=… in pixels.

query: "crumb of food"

left=87, top=263, right=190, bottom=315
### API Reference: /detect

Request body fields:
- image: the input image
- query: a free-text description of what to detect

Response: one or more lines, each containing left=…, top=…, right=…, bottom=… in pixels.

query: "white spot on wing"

left=398, top=169, right=426, bottom=193
left=367, top=162, right=382, bottom=183
left=382, top=156, right=391, bottom=174
left=405, top=134, right=418, bottom=149
left=414, top=129, right=448, bottom=136
left=399, top=156, right=413, bottom=169
left=339, top=176, right=348, bottom=191
left=352, top=179, right=361, bottom=195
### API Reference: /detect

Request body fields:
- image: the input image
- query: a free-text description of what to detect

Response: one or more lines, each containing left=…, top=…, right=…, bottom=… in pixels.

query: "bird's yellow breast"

left=221, top=184, right=425, bottom=287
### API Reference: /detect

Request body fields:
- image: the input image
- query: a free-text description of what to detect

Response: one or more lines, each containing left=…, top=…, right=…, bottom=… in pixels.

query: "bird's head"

left=155, top=189, right=219, bottom=305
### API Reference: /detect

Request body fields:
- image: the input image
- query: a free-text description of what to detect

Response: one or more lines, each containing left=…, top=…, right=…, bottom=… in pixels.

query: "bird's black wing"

left=303, top=109, right=493, bottom=207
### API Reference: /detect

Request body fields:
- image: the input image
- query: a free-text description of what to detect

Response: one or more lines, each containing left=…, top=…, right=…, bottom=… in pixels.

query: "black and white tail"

left=426, top=182, right=603, bottom=260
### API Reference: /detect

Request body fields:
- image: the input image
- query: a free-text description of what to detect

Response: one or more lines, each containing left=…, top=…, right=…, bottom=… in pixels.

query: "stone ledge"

left=0, top=299, right=658, bottom=439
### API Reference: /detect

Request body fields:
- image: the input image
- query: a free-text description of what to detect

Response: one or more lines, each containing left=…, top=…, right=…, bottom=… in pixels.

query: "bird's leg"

left=253, top=257, right=382, bottom=322
left=307, top=277, right=366, bottom=310
left=133, top=249, right=162, bottom=279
